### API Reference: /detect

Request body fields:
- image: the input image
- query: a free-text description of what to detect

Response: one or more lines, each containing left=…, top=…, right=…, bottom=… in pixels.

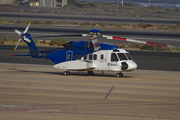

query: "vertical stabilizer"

left=24, top=33, right=38, bottom=52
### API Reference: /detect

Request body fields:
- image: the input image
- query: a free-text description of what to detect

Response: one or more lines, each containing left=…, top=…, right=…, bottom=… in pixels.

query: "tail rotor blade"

left=14, top=29, right=21, bottom=35
left=24, top=37, right=31, bottom=43
left=14, top=39, right=21, bottom=50
left=23, top=22, right=31, bottom=34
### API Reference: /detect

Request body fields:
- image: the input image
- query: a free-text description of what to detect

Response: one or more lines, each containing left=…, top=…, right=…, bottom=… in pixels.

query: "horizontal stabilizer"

left=11, top=54, right=37, bottom=57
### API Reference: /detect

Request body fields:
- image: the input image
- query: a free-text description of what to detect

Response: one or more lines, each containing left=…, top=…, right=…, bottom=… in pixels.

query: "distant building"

left=40, top=0, right=67, bottom=7
left=39, top=0, right=55, bottom=7
left=62, top=0, right=67, bottom=7
left=0, top=0, right=14, bottom=4
left=0, top=0, right=67, bottom=7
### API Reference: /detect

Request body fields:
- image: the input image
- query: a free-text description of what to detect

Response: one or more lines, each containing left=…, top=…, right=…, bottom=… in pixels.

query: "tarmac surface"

left=1, top=8, right=180, bottom=120
left=0, top=63, right=180, bottom=120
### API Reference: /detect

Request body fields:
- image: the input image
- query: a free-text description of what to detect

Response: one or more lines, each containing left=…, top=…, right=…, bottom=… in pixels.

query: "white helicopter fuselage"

left=53, top=48, right=137, bottom=72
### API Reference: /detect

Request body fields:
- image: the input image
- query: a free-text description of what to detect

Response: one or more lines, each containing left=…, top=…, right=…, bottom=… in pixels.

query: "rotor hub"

left=89, top=29, right=101, bottom=37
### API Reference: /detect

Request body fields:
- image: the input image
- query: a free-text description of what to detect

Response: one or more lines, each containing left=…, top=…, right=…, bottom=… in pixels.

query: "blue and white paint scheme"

left=12, top=23, right=138, bottom=77
left=51, top=42, right=137, bottom=73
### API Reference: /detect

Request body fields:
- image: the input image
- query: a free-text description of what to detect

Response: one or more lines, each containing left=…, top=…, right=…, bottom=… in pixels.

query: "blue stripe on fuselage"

left=48, top=49, right=67, bottom=64
left=47, top=41, right=118, bottom=64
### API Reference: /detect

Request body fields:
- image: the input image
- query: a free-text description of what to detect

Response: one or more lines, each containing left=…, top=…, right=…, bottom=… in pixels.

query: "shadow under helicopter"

left=8, top=68, right=133, bottom=78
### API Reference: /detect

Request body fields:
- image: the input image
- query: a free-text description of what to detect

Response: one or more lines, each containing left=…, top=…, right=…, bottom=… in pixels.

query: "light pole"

left=149, top=0, right=151, bottom=7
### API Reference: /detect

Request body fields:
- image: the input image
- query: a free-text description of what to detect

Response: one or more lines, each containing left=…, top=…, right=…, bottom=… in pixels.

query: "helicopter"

left=12, top=22, right=176, bottom=77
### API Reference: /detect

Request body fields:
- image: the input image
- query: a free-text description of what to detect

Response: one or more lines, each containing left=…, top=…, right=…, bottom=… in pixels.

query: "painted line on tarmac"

left=7, top=108, right=178, bottom=120
left=104, top=86, right=114, bottom=99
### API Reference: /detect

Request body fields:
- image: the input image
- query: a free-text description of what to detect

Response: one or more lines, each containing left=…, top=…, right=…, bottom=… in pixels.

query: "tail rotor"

left=14, top=22, right=32, bottom=50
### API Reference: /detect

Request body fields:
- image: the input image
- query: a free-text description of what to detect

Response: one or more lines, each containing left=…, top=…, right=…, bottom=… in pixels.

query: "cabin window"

left=111, top=53, right=118, bottom=61
left=117, top=53, right=128, bottom=61
left=89, top=54, right=92, bottom=60
left=125, top=53, right=132, bottom=60
left=78, top=54, right=82, bottom=60
left=68, top=54, right=71, bottom=60
left=84, top=54, right=87, bottom=60
left=73, top=54, right=77, bottom=60
left=93, top=54, right=97, bottom=60
left=101, top=54, right=104, bottom=60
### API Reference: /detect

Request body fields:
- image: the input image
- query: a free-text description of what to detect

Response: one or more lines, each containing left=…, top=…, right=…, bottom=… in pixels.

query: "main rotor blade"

left=27, top=34, right=83, bottom=38
left=23, top=22, right=31, bottom=34
left=14, top=39, right=21, bottom=50
left=102, top=35, right=176, bottom=49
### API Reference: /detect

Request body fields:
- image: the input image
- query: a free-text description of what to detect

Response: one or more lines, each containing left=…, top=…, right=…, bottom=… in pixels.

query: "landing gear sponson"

left=63, top=70, right=123, bottom=77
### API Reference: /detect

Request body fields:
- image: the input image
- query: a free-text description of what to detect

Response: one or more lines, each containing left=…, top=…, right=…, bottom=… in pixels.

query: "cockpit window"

left=111, top=53, right=118, bottom=61
left=125, top=53, right=132, bottom=60
left=117, top=53, right=128, bottom=61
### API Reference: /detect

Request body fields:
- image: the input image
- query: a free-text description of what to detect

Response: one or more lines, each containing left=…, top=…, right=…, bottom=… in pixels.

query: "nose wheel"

left=63, top=71, right=70, bottom=75
left=116, top=72, right=123, bottom=77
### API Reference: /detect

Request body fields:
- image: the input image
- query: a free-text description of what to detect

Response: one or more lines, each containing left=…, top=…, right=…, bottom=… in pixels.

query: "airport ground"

left=0, top=46, right=180, bottom=120
left=0, top=63, right=180, bottom=120
left=0, top=5, right=180, bottom=119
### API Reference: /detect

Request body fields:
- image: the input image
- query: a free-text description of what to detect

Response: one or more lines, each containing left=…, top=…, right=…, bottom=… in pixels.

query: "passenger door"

left=66, top=51, right=73, bottom=69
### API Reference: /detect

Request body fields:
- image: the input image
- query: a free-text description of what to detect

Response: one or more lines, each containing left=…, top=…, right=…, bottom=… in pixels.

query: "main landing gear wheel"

left=87, top=71, right=95, bottom=76
left=63, top=71, right=70, bottom=75
left=116, top=73, right=123, bottom=77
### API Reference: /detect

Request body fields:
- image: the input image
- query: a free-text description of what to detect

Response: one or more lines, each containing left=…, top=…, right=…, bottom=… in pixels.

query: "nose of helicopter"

left=127, top=60, right=137, bottom=71
left=121, top=60, right=137, bottom=71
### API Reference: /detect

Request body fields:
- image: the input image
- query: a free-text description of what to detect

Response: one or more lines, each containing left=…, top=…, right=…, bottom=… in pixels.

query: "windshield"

left=125, top=53, right=132, bottom=60
left=111, top=53, right=118, bottom=61
left=117, top=53, right=128, bottom=61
